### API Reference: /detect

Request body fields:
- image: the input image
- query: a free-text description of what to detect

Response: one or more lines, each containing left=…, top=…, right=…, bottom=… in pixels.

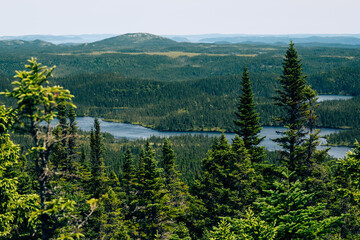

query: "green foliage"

left=255, top=171, right=343, bottom=240
left=100, top=187, right=130, bottom=240
left=234, top=66, right=265, bottom=163
left=273, top=42, right=310, bottom=173
left=2, top=41, right=360, bottom=239
left=190, top=134, right=257, bottom=237
left=0, top=105, right=39, bottom=238
left=131, top=141, right=173, bottom=239
left=1, top=58, right=91, bottom=240
left=338, top=141, right=360, bottom=203
left=89, top=118, right=107, bottom=198
left=161, top=139, right=191, bottom=239
left=3, top=57, right=74, bottom=131
left=326, top=129, right=360, bottom=147
left=230, top=209, right=277, bottom=240
left=208, top=209, right=277, bottom=240
left=207, top=219, right=236, bottom=240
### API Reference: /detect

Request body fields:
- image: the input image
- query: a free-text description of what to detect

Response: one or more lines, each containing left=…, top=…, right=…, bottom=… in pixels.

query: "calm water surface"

left=75, top=117, right=351, bottom=159
left=317, top=95, right=353, bottom=102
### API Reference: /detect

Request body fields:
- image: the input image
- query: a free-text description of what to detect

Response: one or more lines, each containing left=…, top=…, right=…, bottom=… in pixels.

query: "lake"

left=317, top=95, right=353, bottom=102
left=75, top=117, right=351, bottom=159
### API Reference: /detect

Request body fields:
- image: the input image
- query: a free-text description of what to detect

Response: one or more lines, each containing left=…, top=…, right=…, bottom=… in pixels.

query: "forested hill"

left=1, top=33, right=360, bottom=131
left=86, top=33, right=178, bottom=49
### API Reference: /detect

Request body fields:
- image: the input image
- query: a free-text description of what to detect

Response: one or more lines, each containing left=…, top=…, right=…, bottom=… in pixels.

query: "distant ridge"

left=0, top=39, right=55, bottom=49
left=199, top=36, right=360, bottom=45
left=2, top=33, right=360, bottom=46
left=165, top=34, right=360, bottom=45
left=90, top=33, right=177, bottom=47
left=0, top=34, right=116, bottom=44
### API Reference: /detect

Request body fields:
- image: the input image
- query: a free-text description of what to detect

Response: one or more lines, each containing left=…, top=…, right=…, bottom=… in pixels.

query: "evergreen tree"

left=3, top=58, right=76, bottom=240
left=234, top=66, right=265, bottom=163
left=67, top=105, right=78, bottom=174
left=273, top=42, right=310, bottom=174
left=133, top=141, right=172, bottom=239
left=207, top=209, right=277, bottom=240
left=303, top=86, right=329, bottom=169
left=101, top=187, right=130, bottom=240
left=161, top=139, right=191, bottom=239
left=89, top=117, right=107, bottom=198
left=51, top=101, right=68, bottom=174
left=122, top=148, right=137, bottom=193
left=190, top=134, right=257, bottom=238
left=0, top=105, right=39, bottom=239
left=254, top=171, right=343, bottom=240
left=121, top=148, right=137, bottom=223
left=338, top=141, right=360, bottom=206
left=162, top=139, right=190, bottom=209
left=207, top=219, right=236, bottom=240
left=335, top=142, right=360, bottom=238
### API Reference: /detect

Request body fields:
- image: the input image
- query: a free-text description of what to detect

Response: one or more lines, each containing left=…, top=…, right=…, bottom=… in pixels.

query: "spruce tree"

left=234, top=66, right=265, bottom=163
left=133, top=141, right=172, bottom=239
left=122, top=148, right=136, bottom=190
left=67, top=105, right=78, bottom=173
left=254, top=171, right=343, bottom=240
left=89, top=118, right=106, bottom=198
left=161, top=139, right=191, bottom=239
left=302, top=86, right=329, bottom=170
left=190, top=134, right=257, bottom=237
left=121, top=148, right=138, bottom=223
left=273, top=42, right=309, bottom=174
left=162, top=139, right=190, bottom=208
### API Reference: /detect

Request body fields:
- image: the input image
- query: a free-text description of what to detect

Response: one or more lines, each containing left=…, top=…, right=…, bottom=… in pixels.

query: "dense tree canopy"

left=1, top=42, right=359, bottom=239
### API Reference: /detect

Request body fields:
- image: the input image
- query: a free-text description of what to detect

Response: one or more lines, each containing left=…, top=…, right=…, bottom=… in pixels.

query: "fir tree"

left=161, top=139, right=191, bottom=239
left=254, top=171, right=343, bottom=240
left=273, top=42, right=310, bottom=174
left=335, top=142, right=360, bottom=238
left=89, top=117, right=107, bottom=198
left=208, top=209, right=277, bottom=240
left=190, top=134, right=257, bottom=238
left=122, top=148, right=137, bottom=192
left=101, top=187, right=130, bottom=240
left=133, top=141, right=172, bottom=239
left=162, top=139, right=189, bottom=209
left=67, top=105, right=78, bottom=174
left=234, top=66, right=265, bottom=163
left=51, top=101, right=70, bottom=174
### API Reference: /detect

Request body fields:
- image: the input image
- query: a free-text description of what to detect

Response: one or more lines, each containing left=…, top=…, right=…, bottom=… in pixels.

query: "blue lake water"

left=75, top=117, right=351, bottom=159
left=317, top=95, right=353, bottom=102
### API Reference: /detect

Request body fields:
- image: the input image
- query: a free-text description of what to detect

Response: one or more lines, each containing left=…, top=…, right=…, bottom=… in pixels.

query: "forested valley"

left=2, top=34, right=360, bottom=239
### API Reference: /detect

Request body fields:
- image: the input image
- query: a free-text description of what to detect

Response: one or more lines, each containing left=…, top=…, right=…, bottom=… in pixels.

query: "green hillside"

left=0, top=33, right=360, bottom=131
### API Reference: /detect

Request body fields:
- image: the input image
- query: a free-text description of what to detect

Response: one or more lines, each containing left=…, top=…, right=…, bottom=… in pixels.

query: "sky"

left=1, top=0, right=360, bottom=36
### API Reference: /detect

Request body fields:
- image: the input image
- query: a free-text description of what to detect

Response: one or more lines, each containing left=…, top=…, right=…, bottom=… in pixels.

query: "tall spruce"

left=304, top=87, right=328, bottom=162
left=162, top=139, right=189, bottom=206
left=273, top=42, right=309, bottom=174
left=234, top=66, right=265, bottom=163
left=67, top=105, right=78, bottom=173
left=190, top=134, right=257, bottom=238
left=133, top=141, right=172, bottom=239
left=161, top=139, right=191, bottom=239
left=121, top=148, right=137, bottom=222
left=89, top=118, right=106, bottom=198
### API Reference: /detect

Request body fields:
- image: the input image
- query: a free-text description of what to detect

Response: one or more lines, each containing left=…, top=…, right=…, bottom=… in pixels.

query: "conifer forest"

left=2, top=35, right=360, bottom=239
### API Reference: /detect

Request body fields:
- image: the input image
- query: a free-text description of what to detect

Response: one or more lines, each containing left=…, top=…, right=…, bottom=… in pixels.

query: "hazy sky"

left=2, top=0, right=359, bottom=36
